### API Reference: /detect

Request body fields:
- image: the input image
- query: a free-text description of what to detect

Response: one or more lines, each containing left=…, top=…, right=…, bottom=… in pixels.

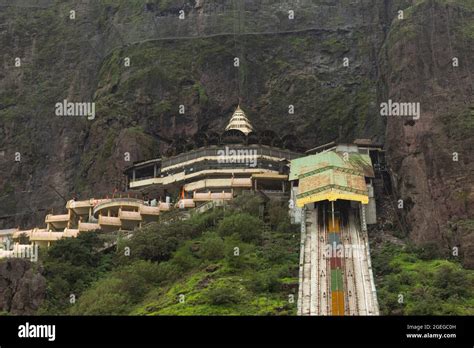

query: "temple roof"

left=225, top=105, right=254, bottom=135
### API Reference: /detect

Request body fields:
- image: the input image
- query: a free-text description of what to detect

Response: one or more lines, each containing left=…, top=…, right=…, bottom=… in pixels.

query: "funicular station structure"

left=290, top=142, right=382, bottom=315
left=0, top=106, right=384, bottom=316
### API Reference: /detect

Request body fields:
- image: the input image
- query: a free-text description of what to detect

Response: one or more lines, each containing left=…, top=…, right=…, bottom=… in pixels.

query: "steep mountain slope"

left=0, top=0, right=392, bottom=227
left=0, top=0, right=472, bottom=267
left=380, top=0, right=474, bottom=267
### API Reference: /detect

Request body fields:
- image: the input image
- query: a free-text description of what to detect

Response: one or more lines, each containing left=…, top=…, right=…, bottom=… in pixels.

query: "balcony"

left=63, top=228, right=79, bottom=237
left=93, top=198, right=144, bottom=218
left=29, top=230, right=64, bottom=241
left=45, top=214, right=69, bottom=226
left=78, top=222, right=101, bottom=232
left=231, top=178, right=252, bottom=188
left=98, top=216, right=122, bottom=227
left=139, top=205, right=161, bottom=216
left=119, top=210, right=142, bottom=221
left=161, top=145, right=301, bottom=170
left=67, top=199, right=93, bottom=209
left=66, top=199, right=98, bottom=215
left=45, top=214, right=69, bottom=231
left=193, top=192, right=233, bottom=202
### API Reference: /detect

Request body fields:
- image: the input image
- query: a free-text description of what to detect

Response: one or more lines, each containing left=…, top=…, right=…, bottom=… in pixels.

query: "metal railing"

left=162, top=145, right=301, bottom=168
left=93, top=198, right=144, bottom=216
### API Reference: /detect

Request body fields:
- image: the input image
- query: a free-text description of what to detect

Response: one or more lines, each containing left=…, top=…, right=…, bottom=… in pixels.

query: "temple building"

left=124, top=105, right=303, bottom=208
left=0, top=105, right=386, bottom=255
left=0, top=105, right=304, bottom=253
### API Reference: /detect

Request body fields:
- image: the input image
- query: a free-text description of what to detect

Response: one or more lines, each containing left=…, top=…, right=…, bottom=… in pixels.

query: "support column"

left=132, top=169, right=136, bottom=182
left=331, top=200, right=335, bottom=229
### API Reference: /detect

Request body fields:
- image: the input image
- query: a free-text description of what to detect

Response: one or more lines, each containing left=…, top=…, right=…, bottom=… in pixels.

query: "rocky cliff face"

left=0, top=1, right=472, bottom=266
left=380, top=0, right=474, bottom=267
left=0, top=259, right=46, bottom=314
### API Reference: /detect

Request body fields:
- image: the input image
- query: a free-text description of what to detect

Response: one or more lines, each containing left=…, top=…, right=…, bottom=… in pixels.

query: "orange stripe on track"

left=331, top=290, right=345, bottom=316
left=328, top=217, right=340, bottom=233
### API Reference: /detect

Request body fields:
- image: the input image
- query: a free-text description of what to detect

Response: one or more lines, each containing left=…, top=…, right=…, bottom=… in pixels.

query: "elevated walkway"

left=7, top=197, right=171, bottom=248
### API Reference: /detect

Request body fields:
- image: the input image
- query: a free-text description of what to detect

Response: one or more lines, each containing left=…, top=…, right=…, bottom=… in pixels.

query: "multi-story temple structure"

left=123, top=105, right=303, bottom=208
left=0, top=105, right=386, bottom=257
left=0, top=106, right=304, bottom=251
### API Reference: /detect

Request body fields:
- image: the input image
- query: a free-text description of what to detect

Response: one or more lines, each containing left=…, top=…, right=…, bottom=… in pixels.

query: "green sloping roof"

left=290, top=150, right=374, bottom=206
left=297, top=168, right=368, bottom=199
left=289, top=150, right=374, bottom=181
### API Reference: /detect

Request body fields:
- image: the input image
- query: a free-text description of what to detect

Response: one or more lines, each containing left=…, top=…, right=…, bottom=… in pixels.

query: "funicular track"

left=340, top=208, right=359, bottom=315
left=297, top=200, right=379, bottom=316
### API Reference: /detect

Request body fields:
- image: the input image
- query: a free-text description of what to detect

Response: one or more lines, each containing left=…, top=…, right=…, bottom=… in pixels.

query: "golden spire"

left=225, top=105, right=254, bottom=135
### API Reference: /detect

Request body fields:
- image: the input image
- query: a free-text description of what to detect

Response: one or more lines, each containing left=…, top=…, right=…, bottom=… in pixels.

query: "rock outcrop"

left=0, top=259, right=46, bottom=314
left=380, top=0, right=474, bottom=266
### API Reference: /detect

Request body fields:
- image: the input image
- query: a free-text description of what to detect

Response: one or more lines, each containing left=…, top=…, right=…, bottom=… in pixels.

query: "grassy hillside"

left=7, top=194, right=468, bottom=316
left=38, top=195, right=300, bottom=315
left=372, top=243, right=474, bottom=315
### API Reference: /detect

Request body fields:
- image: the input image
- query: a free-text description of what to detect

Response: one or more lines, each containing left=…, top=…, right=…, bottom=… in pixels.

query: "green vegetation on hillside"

left=38, top=233, right=114, bottom=314
left=372, top=243, right=474, bottom=315
left=25, top=198, right=474, bottom=316
left=38, top=195, right=300, bottom=315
